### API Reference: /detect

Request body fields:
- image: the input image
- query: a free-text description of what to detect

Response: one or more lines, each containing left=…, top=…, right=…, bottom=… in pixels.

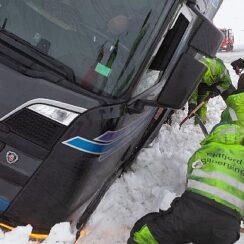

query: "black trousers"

left=128, top=192, right=240, bottom=244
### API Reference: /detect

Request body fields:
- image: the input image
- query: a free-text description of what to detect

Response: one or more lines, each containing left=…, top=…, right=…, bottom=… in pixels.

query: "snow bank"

left=0, top=225, right=32, bottom=244
left=0, top=223, right=75, bottom=244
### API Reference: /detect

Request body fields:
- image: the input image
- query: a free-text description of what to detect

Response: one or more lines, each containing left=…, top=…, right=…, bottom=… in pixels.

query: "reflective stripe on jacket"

left=186, top=124, right=244, bottom=217
left=221, top=90, right=244, bottom=126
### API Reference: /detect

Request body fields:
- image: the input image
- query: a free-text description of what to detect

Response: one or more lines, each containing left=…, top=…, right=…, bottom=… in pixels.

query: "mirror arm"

left=127, top=99, right=161, bottom=114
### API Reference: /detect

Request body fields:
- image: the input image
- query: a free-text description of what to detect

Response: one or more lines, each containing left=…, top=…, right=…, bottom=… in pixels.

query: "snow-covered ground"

left=1, top=54, right=244, bottom=244
left=77, top=60, right=244, bottom=244
left=76, top=49, right=244, bottom=244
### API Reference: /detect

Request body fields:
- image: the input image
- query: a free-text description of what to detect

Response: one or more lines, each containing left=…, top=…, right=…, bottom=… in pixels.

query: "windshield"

left=0, top=0, right=171, bottom=98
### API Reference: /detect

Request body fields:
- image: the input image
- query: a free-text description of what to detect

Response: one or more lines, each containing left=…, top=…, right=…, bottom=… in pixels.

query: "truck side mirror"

left=156, top=53, right=206, bottom=109
left=187, top=0, right=224, bottom=58
left=156, top=2, right=223, bottom=109
left=129, top=1, right=223, bottom=112
left=189, top=20, right=224, bottom=58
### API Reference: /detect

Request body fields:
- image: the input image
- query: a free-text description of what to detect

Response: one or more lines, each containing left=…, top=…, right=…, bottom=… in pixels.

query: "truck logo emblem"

left=6, top=151, right=19, bottom=164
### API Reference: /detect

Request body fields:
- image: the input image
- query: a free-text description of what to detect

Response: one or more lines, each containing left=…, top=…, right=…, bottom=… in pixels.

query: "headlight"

left=28, top=104, right=79, bottom=126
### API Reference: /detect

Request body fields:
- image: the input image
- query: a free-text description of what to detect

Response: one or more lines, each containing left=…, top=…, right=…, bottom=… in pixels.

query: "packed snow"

left=1, top=52, right=244, bottom=244
left=76, top=51, right=244, bottom=244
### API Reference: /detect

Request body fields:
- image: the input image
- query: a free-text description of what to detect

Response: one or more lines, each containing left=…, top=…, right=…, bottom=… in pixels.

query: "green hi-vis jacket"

left=189, top=57, right=232, bottom=105
left=221, top=90, right=244, bottom=127
left=187, top=123, right=244, bottom=217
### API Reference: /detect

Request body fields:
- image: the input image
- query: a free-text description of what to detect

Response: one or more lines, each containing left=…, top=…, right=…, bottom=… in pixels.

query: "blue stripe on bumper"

left=0, top=198, right=10, bottom=211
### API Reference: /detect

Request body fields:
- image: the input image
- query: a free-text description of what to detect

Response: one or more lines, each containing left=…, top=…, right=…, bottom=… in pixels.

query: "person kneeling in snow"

left=128, top=97, right=244, bottom=243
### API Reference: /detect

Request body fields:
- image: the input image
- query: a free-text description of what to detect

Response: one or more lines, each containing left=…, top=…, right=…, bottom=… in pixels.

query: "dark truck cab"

left=0, top=0, right=223, bottom=238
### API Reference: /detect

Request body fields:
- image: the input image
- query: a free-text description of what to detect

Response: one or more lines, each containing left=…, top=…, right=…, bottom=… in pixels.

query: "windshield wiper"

left=1, top=18, right=8, bottom=29
left=0, top=28, right=75, bottom=83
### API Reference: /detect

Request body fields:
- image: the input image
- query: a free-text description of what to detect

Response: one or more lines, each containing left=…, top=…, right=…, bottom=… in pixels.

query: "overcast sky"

left=214, top=0, right=244, bottom=44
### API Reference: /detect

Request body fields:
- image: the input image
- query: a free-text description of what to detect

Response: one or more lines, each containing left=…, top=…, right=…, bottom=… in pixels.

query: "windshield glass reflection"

left=0, top=0, right=169, bottom=97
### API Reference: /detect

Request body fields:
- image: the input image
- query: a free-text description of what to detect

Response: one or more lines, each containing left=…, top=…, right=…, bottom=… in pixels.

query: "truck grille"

left=4, top=109, right=65, bottom=150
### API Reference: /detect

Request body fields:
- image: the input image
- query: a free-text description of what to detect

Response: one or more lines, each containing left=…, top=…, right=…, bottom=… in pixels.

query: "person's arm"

left=221, top=83, right=236, bottom=100
left=210, top=62, right=235, bottom=100
left=215, top=77, right=235, bottom=100
left=188, top=88, right=198, bottom=114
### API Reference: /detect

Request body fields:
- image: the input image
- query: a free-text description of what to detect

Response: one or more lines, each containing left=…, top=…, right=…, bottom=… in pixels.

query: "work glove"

left=208, top=84, right=220, bottom=98
left=198, top=83, right=220, bottom=98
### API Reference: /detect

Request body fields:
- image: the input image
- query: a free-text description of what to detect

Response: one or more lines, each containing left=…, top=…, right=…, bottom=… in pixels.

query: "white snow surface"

left=1, top=58, right=244, bottom=243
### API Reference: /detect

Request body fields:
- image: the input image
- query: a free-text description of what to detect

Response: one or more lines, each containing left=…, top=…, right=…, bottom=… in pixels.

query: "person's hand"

left=209, top=85, right=220, bottom=98
left=198, top=83, right=219, bottom=97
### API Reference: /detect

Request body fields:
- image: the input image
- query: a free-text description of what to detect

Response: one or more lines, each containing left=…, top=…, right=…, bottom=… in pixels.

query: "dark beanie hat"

left=238, top=73, right=244, bottom=90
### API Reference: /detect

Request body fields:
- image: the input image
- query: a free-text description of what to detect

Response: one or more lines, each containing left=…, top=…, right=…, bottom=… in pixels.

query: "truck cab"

left=0, top=0, right=223, bottom=238
left=220, top=28, right=234, bottom=51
